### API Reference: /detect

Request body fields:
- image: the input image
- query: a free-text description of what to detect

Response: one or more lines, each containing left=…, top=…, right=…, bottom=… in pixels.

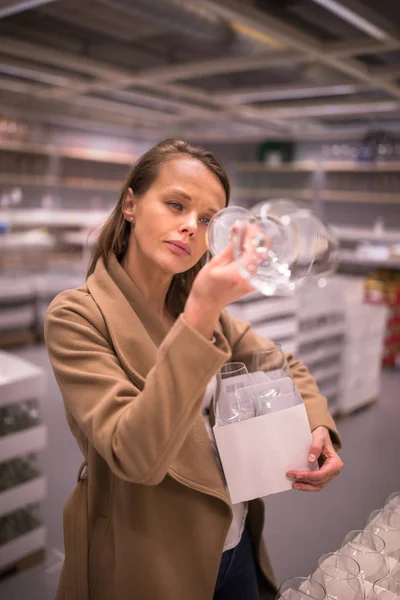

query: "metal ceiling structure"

left=1, top=0, right=400, bottom=141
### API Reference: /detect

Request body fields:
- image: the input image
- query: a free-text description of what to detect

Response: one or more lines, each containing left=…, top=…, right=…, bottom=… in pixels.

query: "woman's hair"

left=87, top=138, right=230, bottom=316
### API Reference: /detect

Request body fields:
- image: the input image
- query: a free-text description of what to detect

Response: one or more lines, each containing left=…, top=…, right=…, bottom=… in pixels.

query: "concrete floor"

left=1, top=344, right=399, bottom=599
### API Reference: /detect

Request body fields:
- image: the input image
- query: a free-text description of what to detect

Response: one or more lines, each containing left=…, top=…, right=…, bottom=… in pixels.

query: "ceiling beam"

left=200, top=0, right=400, bottom=102
left=216, top=81, right=370, bottom=104
left=252, top=98, right=399, bottom=119
left=309, top=0, right=400, bottom=42
left=369, top=64, right=400, bottom=81
left=0, top=0, right=58, bottom=19
left=324, top=38, right=400, bottom=58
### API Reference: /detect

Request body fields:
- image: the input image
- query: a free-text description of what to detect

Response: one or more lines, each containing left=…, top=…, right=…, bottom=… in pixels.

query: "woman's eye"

left=168, top=202, right=183, bottom=211
left=200, top=217, right=211, bottom=226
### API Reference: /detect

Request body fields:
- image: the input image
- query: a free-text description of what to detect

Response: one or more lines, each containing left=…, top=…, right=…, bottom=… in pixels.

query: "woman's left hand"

left=286, top=426, right=343, bottom=492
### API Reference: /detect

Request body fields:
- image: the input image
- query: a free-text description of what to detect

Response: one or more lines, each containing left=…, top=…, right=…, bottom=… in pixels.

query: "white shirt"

left=201, top=377, right=248, bottom=551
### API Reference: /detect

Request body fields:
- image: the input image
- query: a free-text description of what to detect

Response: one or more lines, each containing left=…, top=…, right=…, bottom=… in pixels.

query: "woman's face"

left=124, top=156, right=227, bottom=275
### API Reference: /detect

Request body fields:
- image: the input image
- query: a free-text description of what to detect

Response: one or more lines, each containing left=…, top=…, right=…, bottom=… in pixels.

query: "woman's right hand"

left=190, top=241, right=255, bottom=310
left=183, top=230, right=263, bottom=339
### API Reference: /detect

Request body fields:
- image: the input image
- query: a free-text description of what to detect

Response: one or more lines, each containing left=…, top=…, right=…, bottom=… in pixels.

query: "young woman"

left=45, top=139, right=343, bottom=600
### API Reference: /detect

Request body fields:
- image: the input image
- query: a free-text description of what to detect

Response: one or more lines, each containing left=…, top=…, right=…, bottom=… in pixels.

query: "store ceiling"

left=1, top=0, right=400, bottom=141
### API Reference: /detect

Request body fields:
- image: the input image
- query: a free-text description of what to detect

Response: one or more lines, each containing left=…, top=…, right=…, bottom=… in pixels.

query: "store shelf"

left=0, top=139, right=136, bottom=165
left=0, top=174, right=121, bottom=191
left=312, top=364, right=341, bottom=384
left=227, top=297, right=297, bottom=324
left=0, top=208, right=109, bottom=229
left=234, top=188, right=400, bottom=204
left=0, top=305, right=36, bottom=331
left=321, top=190, right=400, bottom=204
left=0, top=476, right=47, bottom=518
left=253, top=317, right=298, bottom=341
left=298, top=322, right=344, bottom=346
left=234, top=160, right=400, bottom=173
left=0, top=426, right=47, bottom=463
left=298, top=345, right=343, bottom=366
left=0, top=229, right=55, bottom=250
left=0, top=277, right=36, bottom=303
left=339, top=250, right=400, bottom=269
left=234, top=161, right=317, bottom=172
left=234, top=188, right=314, bottom=201
left=0, top=525, right=46, bottom=571
left=0, top=351, right=46, bottom=406
left=333, top=225, right=400, bottom=244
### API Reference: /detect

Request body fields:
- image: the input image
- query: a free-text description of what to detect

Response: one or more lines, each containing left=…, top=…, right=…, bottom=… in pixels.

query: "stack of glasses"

left=276, top=492, right=400, bottom=599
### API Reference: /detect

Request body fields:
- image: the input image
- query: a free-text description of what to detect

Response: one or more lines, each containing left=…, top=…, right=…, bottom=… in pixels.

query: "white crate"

left=0, top=476, right=47, bottom=518
left=227, top=296, right=297, bottom=324
left=0, top=426, right=47, bottom=463
left=253, top=318, right=298, bottom=342
left=0, top=525, right=46, bottom=570
left=338, top=378, right=380, bottom=413
left=298, top=322, right=345, bottom=346
left=0, top=351, right=46, bottom=406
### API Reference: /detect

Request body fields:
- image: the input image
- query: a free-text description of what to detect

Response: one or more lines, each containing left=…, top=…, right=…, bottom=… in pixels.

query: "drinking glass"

left=215, top=362, right=256, bottom=426
left=386, top=493, right=400, bottom=509
left=207, top=200, right=339, bottom=296
left=311, top=553, right=365, bottom=599
left=252, top=343, right=288, bottom=380
left=276, top=576, right=327, bottom=599
left=366, top=577, right=400, bottom=599
left=340, top=530, right=389, bottom=584
left=366, top=509, right=400, bottom=559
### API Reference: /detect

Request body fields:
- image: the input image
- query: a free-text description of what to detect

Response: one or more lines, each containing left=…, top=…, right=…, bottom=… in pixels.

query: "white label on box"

left=213, top=403, right=314, bottom=504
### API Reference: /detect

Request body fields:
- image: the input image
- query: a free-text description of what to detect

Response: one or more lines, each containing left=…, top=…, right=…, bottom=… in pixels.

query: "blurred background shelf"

left=234, top=161, right=400, bottom=173
left=0, top=477, right=47, bottom=519
left=0, top=526, right=46, bottom=572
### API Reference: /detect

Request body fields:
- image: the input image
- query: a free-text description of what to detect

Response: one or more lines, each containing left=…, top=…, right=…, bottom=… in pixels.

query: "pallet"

left=0, top=548, right=45, bottom=581
left=335, top=396, right=377, bottom=419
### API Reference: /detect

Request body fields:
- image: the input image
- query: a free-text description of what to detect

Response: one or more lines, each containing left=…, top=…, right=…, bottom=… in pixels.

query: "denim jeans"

left=213, top=527, right=260, bottom=600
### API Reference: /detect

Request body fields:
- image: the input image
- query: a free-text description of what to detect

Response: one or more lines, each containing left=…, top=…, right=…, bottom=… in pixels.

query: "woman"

left=45, top=139, right=343, bottom=600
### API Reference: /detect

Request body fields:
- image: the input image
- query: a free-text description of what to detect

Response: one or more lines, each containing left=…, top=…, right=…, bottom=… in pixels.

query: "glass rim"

left=220, top=362, right=247, bottom=377
left=344, top=529, right=386, bottom=553
left=372, top=575, right=400, bottom=594
left=277, top=576, right=326, bottom=596
left=317, top=552, right=361, bottom=580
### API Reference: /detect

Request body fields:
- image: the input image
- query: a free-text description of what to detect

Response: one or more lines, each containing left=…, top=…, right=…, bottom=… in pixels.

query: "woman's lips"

left=165, top=241, right=191, bottom=256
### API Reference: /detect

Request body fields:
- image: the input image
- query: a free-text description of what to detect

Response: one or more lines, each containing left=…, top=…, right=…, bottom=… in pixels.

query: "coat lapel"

left=87, top=256, right=229, bottom=504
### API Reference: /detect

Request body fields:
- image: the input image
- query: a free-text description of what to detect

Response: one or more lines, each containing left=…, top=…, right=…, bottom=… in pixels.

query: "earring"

left=129, top=217, right=134, bottom=222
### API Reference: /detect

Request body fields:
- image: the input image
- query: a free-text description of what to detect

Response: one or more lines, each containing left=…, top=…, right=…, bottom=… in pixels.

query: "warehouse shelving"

left=0, top=351, right=47, bottom=571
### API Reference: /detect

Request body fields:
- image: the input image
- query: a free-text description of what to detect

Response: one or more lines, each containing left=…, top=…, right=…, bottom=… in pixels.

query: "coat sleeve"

left=220, top=310, right=341, bottom=448
left=45, top=290, right=231, bottom=486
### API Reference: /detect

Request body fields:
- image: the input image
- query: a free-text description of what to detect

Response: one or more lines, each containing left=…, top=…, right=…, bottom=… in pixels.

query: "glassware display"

left=214, top=362, right=256, bottom=426
left=311, top=553, right=365, bottom=600
left=340, top=530, right=389, bottom=584
left=0, top=504, right=42, bottom=547
left=276, top=576, right=327, bottom=599
left=0, top=399, right=41, bottom=437
left=207, top=200, right=339, bottom=296
left=366, top=577, right=400, bottom=599
left=0, top=454, right=41, bottom=492
left=366, top=510, right=400, bottom=559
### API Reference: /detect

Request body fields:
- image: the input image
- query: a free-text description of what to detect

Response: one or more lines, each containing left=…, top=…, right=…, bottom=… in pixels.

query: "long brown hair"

left=87, top=138, right=230, bottom=316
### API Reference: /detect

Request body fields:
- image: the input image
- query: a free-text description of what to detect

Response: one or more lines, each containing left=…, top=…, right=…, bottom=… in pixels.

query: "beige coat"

left=45, top=254, right=340, bottom=600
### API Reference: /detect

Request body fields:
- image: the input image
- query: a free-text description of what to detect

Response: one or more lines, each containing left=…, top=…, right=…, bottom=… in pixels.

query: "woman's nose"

left=179, top=213, right=198, bottom=237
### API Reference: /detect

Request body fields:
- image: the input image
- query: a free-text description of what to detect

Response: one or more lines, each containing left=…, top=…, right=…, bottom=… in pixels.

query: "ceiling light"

left=311, top=0, right=388, bottom=40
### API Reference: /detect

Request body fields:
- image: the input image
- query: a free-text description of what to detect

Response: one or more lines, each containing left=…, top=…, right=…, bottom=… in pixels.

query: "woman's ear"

left=122, top=187, right=136, bottom=223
